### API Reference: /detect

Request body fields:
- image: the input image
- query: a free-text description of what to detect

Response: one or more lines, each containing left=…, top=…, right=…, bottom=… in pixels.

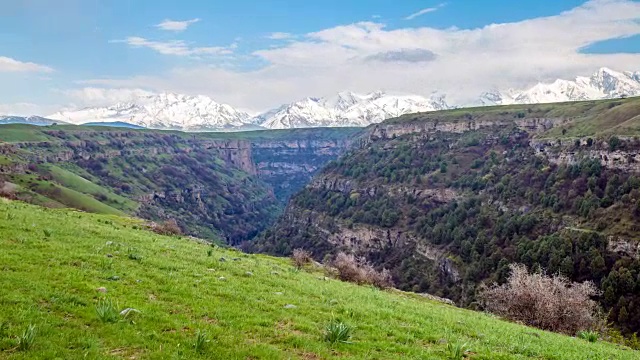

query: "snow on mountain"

left=480, top=68, right=640, bottom=106
left=48, top=93, right=254, bottom=131
left=22, top=67, right=639, bottom=132
left=255, top=91, right=450, bottom=130
left=0, top=115, right=67, bottom=126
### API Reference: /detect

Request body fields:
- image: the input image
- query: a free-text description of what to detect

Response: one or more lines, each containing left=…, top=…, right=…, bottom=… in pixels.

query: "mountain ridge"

left=480, top=67, right=640, bottom=106
left=6, top=67, right=640, bottom=132
left=0, top=115, right=68, bottom=126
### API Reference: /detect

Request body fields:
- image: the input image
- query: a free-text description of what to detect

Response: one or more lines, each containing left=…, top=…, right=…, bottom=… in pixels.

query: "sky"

left=0, top=0, right=639, bottom=115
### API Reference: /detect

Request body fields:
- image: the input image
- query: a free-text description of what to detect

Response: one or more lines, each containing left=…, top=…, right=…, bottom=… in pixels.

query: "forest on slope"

left=254, top=97, right=640, bottom=334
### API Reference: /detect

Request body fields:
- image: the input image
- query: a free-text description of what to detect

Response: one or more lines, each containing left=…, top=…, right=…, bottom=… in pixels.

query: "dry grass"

left=331, top=252, right=393, bottom=289
left=151, top=219, right=182, bottom=236
left=291, top=248, right=313, bottom=269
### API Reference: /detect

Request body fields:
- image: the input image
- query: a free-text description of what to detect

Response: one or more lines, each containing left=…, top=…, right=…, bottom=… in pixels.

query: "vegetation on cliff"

left=255, top=97, right=640, bottom=336
left=0, top=126, right=356, bottom=243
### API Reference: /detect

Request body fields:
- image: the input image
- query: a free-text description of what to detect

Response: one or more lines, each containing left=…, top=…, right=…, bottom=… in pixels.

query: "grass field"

left=45, top=165, right=138, bottom=212
left=7, top=174, right=125, bottom=216
left=0, top=199, right=637, bottom=359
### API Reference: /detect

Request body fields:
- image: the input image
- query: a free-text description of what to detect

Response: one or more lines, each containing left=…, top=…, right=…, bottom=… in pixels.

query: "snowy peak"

left=482, top=67, right=640, bottom=106
left=0, top=115, right=66, bottom=126
left=48, top=92, right=253, bottom=131
left=256, top=91, right=450, bottom=129
left=590, top=67, right=640, bottom=97
left=27, top=67, right=640, bottom=132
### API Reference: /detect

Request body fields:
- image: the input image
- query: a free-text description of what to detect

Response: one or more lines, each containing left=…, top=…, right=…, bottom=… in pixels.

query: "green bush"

left=324, top=321, right=353, bottom=344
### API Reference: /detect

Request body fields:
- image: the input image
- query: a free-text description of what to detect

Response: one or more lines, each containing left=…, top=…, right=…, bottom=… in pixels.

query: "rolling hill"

left=0, top=199, right=636, bottom=359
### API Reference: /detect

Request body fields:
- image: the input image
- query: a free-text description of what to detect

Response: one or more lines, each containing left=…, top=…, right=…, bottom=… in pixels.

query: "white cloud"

left=155, top=18, right=200, bottom=32
left=0, top=102, right=43, bottom=116
left=267, top=32, right=294, bottom=40
left=0, top=56, right=53, bottom=73
left=63, top=87, right=155, bottom=107
left=111, top=37, right=233, bottom=57
left=405, top=3, right=446, bottom=20
left=80, top=0, right=640, bottom=111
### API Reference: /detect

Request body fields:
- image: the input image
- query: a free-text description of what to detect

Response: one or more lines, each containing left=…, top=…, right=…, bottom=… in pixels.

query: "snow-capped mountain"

left=8, top=67, right=634, bottom=132
left=255, top=91, right=450, bottom=129
left=479, top=68, right=640, bottom=106
left=0, top=115, right=67, bottom=126
left=48, top=93, right=255, bottom=131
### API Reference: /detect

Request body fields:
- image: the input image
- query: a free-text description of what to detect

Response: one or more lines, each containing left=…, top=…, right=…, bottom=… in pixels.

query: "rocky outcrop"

left=608, top=236, right=640, bottom=260
left=202, top=140, right=256, bottom=175
left=250, top=138, right=353, bottom=202
left=310, top=175, right=459, bottom=203
left=367, top=117, right=569, bottom=141
left=531, top=138, right=640, bottom=172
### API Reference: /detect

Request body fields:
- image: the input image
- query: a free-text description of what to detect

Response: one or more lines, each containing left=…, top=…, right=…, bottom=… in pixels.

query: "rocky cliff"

left=255, top=97, right=640, bottom=333
left=0, top=126, right=360, bottom=242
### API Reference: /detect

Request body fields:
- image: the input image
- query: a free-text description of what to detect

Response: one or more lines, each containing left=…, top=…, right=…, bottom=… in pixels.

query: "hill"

left=0, top=116, right=67, bottom=127
left=0, top=198, right=636, bottom=359
left=0, top=125, right=358, bottom=243
left=254, top=96, right=640, bottom=334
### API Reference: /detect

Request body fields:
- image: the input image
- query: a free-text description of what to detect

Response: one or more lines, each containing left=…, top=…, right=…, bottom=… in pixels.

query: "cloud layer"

left=68, top=0, right=640, bottom=112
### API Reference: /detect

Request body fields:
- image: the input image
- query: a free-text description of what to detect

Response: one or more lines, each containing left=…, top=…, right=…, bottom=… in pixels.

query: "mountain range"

left=0, top=115, right=68, bottom=126
left=3, top=67, right=639, bottom=131
left=479, top=67, right=640, bottom=106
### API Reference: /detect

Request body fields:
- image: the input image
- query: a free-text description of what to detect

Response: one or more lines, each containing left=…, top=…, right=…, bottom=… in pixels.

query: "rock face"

left=608, top=236, right=640, bottom=260
left=530, top=138, right=640, bottom=172
left=251, top=138, right=354, bottom=202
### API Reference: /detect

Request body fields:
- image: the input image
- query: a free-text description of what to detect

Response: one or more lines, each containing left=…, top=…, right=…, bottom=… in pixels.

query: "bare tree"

left=479, top=263, right=603, bottom=334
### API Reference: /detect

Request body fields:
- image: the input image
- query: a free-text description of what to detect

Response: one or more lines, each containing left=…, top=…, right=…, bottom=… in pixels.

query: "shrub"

left=291, top=248, right=313, bottom=269
left=478, top=264, right=602, bottom=334
left=127, top=247, right=142, bottom=261
left=324, top=321, right=353, bottom=344
left=446, top=341, right=470, bottom=359
left=331, top=252, right=394, bottom=289
left=194, top=329, right=208, bottom=354
left=95, top=299, right=119, bottom=323
left=577, top=330, right=599, bottom=342
left=0, top=320, right=8, bottom=338
left=151, top=219, right=182, bottom=236
left=17, top=324, right=36, bottom=351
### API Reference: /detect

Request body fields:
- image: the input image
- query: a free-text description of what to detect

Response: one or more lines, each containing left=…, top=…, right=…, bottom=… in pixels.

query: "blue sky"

left=0, top=0, right=639, bottom=114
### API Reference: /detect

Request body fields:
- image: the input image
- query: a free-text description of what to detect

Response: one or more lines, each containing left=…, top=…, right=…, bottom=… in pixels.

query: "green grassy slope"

left=0, top=124, right=55, bottom=142
left=45, top=165, right=138, bottom=212
left=6, top=174, right=124, bottom=216
left=387, top=97, right=640, bottom=138
left=0, top=199, right=636, bottom=359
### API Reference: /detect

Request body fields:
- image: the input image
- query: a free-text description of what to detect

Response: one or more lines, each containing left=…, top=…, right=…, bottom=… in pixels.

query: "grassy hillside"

left=388, top=96, right=640, bottom=139
left=0, top=199, right=636, bottom=359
